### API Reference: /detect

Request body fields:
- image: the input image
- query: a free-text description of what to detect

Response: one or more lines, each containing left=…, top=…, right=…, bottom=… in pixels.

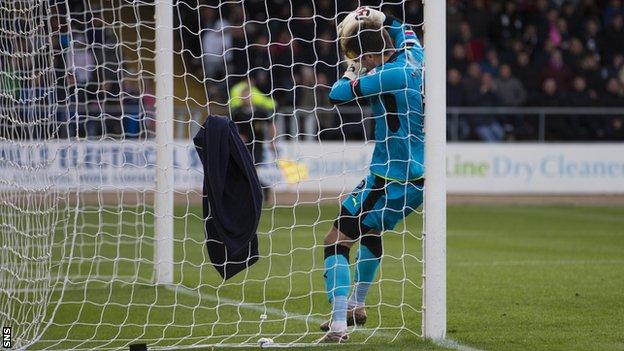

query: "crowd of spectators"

left=178, top=1, right=413, bottom=98
left=1, top=0, right=155, bottom=140
left=3, top=0, right=622, bottom=142
left=176, top=0, right=423, bottom=141
left=447, top=0, right=624, bottom=140
left=49, top=2, right=155, bottom=140
left=181, top=0, right=623, bottom=142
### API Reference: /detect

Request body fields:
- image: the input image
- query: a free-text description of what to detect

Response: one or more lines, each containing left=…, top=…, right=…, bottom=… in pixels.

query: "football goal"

left=0, top=0, right=445, bottom=349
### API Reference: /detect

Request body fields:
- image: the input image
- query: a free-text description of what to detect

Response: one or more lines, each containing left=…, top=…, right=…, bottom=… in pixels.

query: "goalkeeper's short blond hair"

left=341, top=21, right=394, bottom=60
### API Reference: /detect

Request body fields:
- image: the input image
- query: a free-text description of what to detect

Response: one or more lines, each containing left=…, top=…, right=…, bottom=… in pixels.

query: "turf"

left=447, top=205, right=624, bottom=351
left=17, top=204, right=624, bottom=350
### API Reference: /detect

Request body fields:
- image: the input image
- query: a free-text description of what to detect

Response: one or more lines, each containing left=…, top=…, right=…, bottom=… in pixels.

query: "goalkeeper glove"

left=343, top=58, right=364, bottom=81
left=337, top=7, right=386, bottom=38
left=353, top=6, right=386, bottom=24
left=337, top=7, right=387, bottom=59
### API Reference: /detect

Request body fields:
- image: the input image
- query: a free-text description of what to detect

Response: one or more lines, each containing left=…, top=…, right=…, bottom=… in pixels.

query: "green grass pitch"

left=25, top=204, right=624, bottom=350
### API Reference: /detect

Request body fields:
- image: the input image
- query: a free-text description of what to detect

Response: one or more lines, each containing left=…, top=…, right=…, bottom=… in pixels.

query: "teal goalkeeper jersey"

left=329, top=17, right=424, bottom=182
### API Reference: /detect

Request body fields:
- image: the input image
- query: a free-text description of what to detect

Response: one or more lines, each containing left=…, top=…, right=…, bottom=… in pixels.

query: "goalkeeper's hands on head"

left=353, top=6, right=386, bottom=25
left=337, top=6, right=387, bottom=80
left=337, top=6, right=386, bottom=42
left=342, top=58, right=364, bottom=81
left=336, top=6, right=386, bottom=80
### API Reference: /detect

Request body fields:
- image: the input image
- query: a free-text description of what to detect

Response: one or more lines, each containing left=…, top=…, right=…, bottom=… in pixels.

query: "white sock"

left=330, top=320, right=347, bottom=333
left=348, top=282, right=371, bottom=308
left=330, top=296, right=348, bottom=332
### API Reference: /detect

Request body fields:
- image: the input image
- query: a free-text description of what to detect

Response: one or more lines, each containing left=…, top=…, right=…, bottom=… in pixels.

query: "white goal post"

left=423, top=0, right=447, bottom=341
left=154, top=0, right=175, bottom=285
left=0, top=0, right=446, bottom=348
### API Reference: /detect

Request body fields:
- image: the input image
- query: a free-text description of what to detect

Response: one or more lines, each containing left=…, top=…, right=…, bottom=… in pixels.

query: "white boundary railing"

left=42, top=104, right=624, bottom=142
left=266, top=106, right=624, bottom=143
left=446, top=107, right=624, bottom=141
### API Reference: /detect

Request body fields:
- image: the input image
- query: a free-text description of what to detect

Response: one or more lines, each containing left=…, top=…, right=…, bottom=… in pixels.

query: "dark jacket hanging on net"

left=193, top=115, right=262, bottom=279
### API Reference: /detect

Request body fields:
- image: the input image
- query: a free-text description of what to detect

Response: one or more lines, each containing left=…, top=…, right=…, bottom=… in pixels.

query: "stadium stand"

left=11, top=0, right=624, bottom=141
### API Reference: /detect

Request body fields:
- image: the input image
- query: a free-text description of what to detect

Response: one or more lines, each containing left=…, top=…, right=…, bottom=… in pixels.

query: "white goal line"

left=166, top=284, right=404, bottom=343
left=4, top=274, right=408, bottom=345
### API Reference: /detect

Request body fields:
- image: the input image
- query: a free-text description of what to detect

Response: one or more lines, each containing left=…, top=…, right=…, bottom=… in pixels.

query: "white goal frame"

left=154, top=0, right=175, bottom=285
left=150, top=0, right=447, bottom=342
left=423, top=0, right=447, bottom=341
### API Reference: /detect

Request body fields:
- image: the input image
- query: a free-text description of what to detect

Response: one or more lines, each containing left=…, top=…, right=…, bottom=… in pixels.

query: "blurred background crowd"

left=447, top=0, right=624, bottom=108
left=446, top=0, right=624, bottom=140
left=2, top=0, right=623, bottom=142
left=180, top=0, right=624, bottom=142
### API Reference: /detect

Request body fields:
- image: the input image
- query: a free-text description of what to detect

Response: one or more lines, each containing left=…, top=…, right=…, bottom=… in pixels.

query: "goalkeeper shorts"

left=334, top=173, right=424, bottom=239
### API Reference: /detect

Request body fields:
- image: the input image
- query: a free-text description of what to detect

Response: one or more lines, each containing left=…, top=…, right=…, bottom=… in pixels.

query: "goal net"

left=0, top=0, right=444, bottom=349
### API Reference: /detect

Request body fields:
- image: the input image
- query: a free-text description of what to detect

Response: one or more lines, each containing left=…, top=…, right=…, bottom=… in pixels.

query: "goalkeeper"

left=319, top=7, right=424, bottom=343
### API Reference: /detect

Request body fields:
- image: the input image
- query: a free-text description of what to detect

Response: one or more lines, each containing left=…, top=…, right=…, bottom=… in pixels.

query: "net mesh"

left=0, top=1, right=425, bottom=349
left=0, top=0, right=59, bottom=347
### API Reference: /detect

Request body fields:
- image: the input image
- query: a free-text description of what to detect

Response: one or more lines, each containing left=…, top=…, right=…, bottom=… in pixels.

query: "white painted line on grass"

left=15, top=275, right=421, bottom=348
left=166, top=284, right=401, bottom=341
left=453, top=259, right=624, bottom=267
left=435, top=338, right=485, bottom=351
left=486, top=206, right=624, bottom=223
